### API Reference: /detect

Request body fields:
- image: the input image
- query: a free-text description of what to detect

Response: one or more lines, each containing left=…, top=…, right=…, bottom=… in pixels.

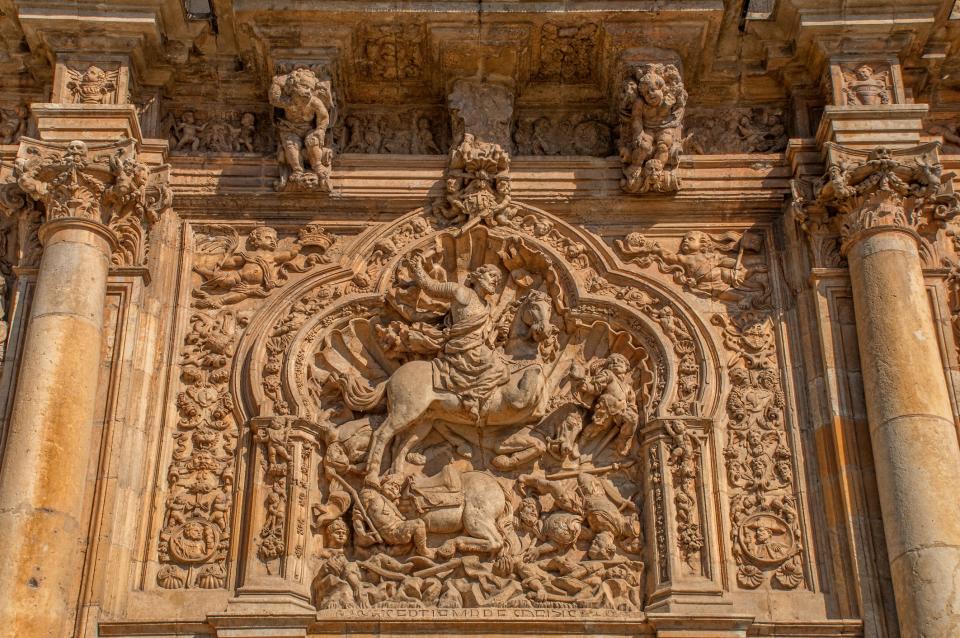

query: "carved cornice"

left=794, top=142, right=960, bottom=255
left=12, top=137, right=170, bottom=265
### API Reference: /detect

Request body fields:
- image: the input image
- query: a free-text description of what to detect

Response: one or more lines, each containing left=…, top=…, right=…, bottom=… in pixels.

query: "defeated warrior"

left=354, top=473, right=435, bottom=559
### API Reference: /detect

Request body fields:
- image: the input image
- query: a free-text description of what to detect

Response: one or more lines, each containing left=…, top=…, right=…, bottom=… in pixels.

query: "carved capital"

left=13, top=137, right=170, bottom=265
left=797, top=143, right=958, bottom=255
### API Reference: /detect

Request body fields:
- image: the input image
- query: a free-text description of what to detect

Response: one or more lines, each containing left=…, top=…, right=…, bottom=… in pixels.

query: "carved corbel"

left=13, top=137, right=170, bottom=266
left=269, top=66, right=336, bottom=192
left=617, top=63, right=688, bottom=194
left=797, top=142, right=958, bottom=256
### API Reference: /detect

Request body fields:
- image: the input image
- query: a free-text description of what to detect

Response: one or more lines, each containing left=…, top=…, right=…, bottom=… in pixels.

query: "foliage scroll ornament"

left=12, top=137, right=170, bottom=266
left=156, top=223, right=333, bottom=589
left=792, top=143, right=960, bottom=256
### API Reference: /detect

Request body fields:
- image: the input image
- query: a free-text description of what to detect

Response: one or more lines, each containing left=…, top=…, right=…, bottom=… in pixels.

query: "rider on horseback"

left=408, top=253, right=509, bottom=420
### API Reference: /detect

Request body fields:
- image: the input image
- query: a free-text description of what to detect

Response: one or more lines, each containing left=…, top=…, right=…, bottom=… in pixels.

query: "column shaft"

left=847, top=229, right=960, bottom=637
left=0, top=221, right=112, bottom=637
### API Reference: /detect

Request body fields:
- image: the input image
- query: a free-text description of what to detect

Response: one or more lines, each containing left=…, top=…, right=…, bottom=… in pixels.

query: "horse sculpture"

left=336, top=286, right=557, bottom=480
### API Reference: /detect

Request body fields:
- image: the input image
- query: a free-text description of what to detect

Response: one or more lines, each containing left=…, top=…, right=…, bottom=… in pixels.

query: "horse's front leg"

left=392, top=419, right=434, bottom=474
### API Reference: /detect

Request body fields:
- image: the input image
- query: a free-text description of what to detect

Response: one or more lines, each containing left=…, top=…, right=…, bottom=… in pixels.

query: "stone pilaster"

left=802, top=143, right=960, bottom=637
left=0, top=136, right=166, bottom=636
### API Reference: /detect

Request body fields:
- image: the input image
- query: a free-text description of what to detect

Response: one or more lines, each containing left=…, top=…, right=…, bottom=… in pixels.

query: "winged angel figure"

left=65, top=65, right=120, bottom=104
left=192, top=224, right=332, bottom=308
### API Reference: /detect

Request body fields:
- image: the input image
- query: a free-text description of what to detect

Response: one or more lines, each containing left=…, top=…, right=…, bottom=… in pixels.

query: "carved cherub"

left=66, top=65, right=119, bottom=104
left=842, top=64, right=891, bottom=106
left=618, top=230, right=769, bottom=308
left=252, top=417, right=291, bottom=476
left=236, top=112, right=257, bottom=153
left=619, top=63, right=687, bottom=193
left=174, top=111, right=205, bottom=152
left=269, top=67, right=334, bottom=190
left=0, top=105, right=27, bottom=144
left=570, top=353, right=639, bottom=456
left=413, top=116, right=441, bottom=154
left=192, top=225, right=318, bottom=308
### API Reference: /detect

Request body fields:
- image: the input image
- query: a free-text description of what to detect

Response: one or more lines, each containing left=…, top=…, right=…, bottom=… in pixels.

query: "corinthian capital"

left=13, top=137, right=170, bottom=265
left=799, top=142, right=959, bottom=254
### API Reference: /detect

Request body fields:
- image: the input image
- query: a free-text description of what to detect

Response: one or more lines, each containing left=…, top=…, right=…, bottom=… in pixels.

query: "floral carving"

left=513, top=113, right=614, bottom=157
left=685, top=107, right=787, bottom=154
left=13, top=138, right=169, bottom=266
left=191, top=223, right=334, bottom=309
left=618, top=63, right=687, bottom=194
left=158, top=310, right=246, bottom=589
left=536, top=23, right=598, bottom=81
left=712, top=311, right=804, bottom=589
left=799, top=144, right=959, bottom=255
left=269, top=67, right=335, bottom=192
left=616, top=230, right=770, bottom=309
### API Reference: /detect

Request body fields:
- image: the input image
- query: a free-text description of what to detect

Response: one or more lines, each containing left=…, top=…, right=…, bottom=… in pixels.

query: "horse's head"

left=518, top=290, right=559, bottom=360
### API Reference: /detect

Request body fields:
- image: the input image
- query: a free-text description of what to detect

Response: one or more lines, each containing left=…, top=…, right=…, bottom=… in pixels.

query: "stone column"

left=0, top=137, right=161, bottom=637
left=812, top=143, right=960, bottom=637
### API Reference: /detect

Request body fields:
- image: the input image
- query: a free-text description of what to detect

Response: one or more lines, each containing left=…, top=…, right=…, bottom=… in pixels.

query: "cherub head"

left=417, top=117, right=431, bottom=131
left=241, top=112, right=255, bottom=127
left=638, top=69, right=666, bottom=106
left=248, top=226, right=278, bottom=251
left=181, top=111, right=196, bottom=124
left=680, top=230, right=712, bottom=255
left=83, top=65, right=107, bottom=85
left=854, top=65, right=874, bottom=81
left=466, top=264, right=502, bottom=296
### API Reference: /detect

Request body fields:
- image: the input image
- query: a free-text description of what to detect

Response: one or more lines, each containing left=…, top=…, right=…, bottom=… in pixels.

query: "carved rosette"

left=12, top=137, right=170, bottom=266
left=796, top=143, right=959, bottom=255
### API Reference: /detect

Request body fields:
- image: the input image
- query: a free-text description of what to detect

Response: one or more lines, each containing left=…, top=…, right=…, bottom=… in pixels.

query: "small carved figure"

left=842, top=64, right=891, bottom=106
left=174, top=111, right=204, bottom=152
left=619, top=63, right=687, bottom=193
left=312, top=519, right=367, bottom=609
left=413, top=117, right=441, bottom=154
left=66, top=65, right=119, bottom=104
left=355, top=473, right=435, bottom=558
left=571, top=353, right=639, bottom=456
left=236, top=112, right=257, bottom=152
left=269, top=67, right=335, bottom=191
left=252, top=416, right=291, bottom=475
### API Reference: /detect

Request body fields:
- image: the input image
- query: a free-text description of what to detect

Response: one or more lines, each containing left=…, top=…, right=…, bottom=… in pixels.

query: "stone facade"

left=2, top=1, right=960, bottom=637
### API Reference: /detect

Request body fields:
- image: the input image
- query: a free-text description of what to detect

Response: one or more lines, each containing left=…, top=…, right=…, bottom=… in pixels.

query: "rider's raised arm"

left=410, top=258, right=461, bottom=300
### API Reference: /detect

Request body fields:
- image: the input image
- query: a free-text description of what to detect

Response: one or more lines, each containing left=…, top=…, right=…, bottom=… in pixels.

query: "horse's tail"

left=496, top=484, right=521, bottom=556
left=336, top=374, right=387, bottom=412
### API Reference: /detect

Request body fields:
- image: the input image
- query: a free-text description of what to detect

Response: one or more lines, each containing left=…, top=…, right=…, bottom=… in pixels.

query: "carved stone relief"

left=685, top=107, right=788, bottom=154
left=332, top=108, right=448, bottom=155
left=358, top=24, right=424, bottom=81
left=618, top=63, right=687, bottom=194
left=513, top=112, right=614, bottom=157
left=535, top=23, right=599, bottom=82
left=838, top=63, right=892, bottom=106
left=269, top=67, right=335, bottom=192
left=65, top=64, right=121, bottom=104
left=163, top=109, right=271, bottom=154
left=0, top=105, right=28, bottom=145
left=448, top=80, right=514, bottom=149
left=12, top=137, right=170, bottom=266
left=156, top=223, right=336, bottom=589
